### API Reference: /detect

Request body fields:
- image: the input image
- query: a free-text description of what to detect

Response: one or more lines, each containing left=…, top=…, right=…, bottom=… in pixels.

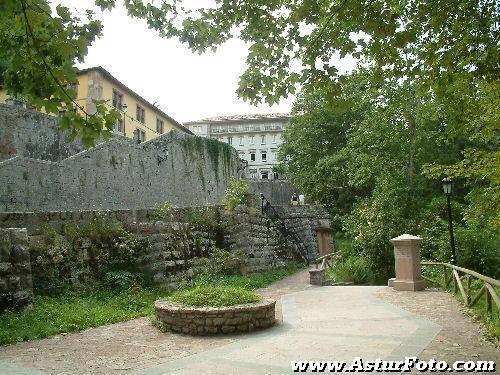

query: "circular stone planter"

left=155, top=299, right=276, bottom=335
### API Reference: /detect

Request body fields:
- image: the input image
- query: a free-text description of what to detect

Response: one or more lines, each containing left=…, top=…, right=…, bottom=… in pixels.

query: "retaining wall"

left=0, top=228, right=33, bottom=311
left=155, top=299, right=276, bottom=335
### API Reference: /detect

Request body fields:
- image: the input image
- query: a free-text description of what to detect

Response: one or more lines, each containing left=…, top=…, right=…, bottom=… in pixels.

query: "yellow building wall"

left=0, top=90, right=8, bottom=103
left=0, top=69, right=182, bottom=143
left=99, top=78, right=179, bottom=142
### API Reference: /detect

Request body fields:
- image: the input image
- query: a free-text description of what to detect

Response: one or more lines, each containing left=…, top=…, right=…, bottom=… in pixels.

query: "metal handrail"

left=261, top=198, right=309, bottom=264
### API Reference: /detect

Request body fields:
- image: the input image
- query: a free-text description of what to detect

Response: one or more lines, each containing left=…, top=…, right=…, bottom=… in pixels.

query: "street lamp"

left=442, top=177, right=457, bottom=265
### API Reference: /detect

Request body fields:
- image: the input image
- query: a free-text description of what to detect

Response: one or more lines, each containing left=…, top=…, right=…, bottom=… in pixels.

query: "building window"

left=115, top=118, right=124, bottom=134
left=249, top=169, right=257, bottom=179
left=136, top=105, right=145, bottom=124
left=156, top=118, right=164, bottom=134
left=250, top=135, right=255, bottom=144
left=239, top=136, right=243, bottom=146
left=261, top=170, right=269, bottom=180
left=261, top=152, right=267, bottom=161
left=261, top=135, right=266, bottom=144
left=250, top=152, right=256, bottom=161
left=136, top=128, right=146, bottom=143
left=273, top=172, right=279, bottom=180
left=112, top=89, right=123, bottom=109
left=272, top=134, right=277, bottom=143
left=227, top=136, right=233, bottom=145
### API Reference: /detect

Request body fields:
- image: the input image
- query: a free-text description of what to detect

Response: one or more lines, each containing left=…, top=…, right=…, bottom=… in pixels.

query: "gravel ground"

left=376, top=287, right=499, bottom=367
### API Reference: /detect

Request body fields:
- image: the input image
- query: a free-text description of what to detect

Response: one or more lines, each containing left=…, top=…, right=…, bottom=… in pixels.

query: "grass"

left=168, top=285, right=262, bottom=307
left=0, top=287, right=164, bottom=346
left=0, top=263, right=304, bottom=346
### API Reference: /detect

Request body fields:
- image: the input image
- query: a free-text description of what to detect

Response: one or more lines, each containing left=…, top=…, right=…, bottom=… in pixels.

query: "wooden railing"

left=422, top=261, right=500, bottom=314
left=314, top=252, right=338, bottom=270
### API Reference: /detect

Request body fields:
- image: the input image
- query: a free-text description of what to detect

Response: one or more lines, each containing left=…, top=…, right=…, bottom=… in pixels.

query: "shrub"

left=224, top=177, right=250, bottom=211
left=102, top=271, right=137, bottom=290
left=191, top=247, right=245, bottom=277
left=168, top=285, right=262, bottom=307
left=327, top=255, right=374, bottom=284
left=30, top=218, right=149, bottom=294
left=154, top=201, right=175, bottom=221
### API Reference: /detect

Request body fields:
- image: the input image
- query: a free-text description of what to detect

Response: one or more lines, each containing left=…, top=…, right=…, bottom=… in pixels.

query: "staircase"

left=260, top=196, right=309, bottom=264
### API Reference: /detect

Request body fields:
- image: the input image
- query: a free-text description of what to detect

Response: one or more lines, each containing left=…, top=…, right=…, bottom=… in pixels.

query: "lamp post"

left=442, top=178, right=457, bottom=265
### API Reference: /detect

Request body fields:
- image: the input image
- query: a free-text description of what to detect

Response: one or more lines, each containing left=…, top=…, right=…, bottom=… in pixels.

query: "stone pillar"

left=388, top=234, right=426, bottom=291
left=309, top=268, right=326, bottom=286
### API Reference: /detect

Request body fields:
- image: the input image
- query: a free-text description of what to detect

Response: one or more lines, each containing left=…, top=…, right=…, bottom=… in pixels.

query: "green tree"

left=0, top=0, right=119, bottom=146
left=282, top=67, right=499, bottom=279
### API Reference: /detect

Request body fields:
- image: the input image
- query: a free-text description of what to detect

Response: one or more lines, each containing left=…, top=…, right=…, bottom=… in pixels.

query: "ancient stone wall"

left=0, top=228, right=33, bottom=312
left=0, top=104, right=87, bottom=162
left=130, top=221, right=215, bottom=290
left=248, top=179, right=301, bottom=206
left=1, top=120, right=241, bottom=212
left=274, top=205, right=333, bottom=261
left=224, top=207, right=297, bottom=273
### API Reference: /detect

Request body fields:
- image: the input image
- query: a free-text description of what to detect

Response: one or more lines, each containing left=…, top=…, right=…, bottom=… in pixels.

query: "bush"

left=168, top=285, right=262, bottom=307
left=224, top=177, right=250, bottom=211
left=191, top=247, right=245, bottom=277
left=30, top=217, right=149, bottom=294
left=102, top=271, right=137, bottom=290
left=327, top=255, right=374, bottom=284
left=154, top=200, right=174, bottom=221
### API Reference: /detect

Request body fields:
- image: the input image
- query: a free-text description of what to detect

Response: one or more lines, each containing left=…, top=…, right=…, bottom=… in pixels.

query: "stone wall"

left=274, top=205, right=333, bottom=261
left=155, top=299, right=276, bottom=335
left=0, top=228, right=33, bottom=312
left=130, top=221, right=215, bottom=290
left=224, top=207, right=298, bottom=273
left=248, top=179, right=301, bottom=206
left=0, top=122, right=241, bottom=212
left=0, top=104, right=88, bottom=162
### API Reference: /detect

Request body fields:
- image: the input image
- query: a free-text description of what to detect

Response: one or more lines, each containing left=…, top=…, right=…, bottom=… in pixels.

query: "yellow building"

left=0, top=66, right=191, bottom=141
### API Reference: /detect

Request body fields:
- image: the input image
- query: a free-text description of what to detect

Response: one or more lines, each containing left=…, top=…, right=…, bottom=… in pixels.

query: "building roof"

left=184, top=113, right=292, bottom=125
left=78, top=66, right=192, bottom=135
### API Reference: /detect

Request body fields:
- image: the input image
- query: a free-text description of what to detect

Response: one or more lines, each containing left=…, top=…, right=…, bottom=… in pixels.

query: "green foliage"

left=0, top=0, right=120, bottom=146
left=191, top=247, right=245, bottom=277
left=0, top=287, right=164, bottom=346
left=0, top=264, right=303, bottom=345
left=326, top=255, right=375, bottom=285
left=185, top=206, right=218, bottom=229
left=223, top=177, right=250, bottom=211
left=281, top=67, right=499, bottom=280
left=181, top=262, right=304, bottom=291
left=111, top=0, right=498, bottom=108
left=154, top=200, right=174, bottom=221
left=168, top=285, right=261, bottom=307
left=30, top=217, right=149, bottom=294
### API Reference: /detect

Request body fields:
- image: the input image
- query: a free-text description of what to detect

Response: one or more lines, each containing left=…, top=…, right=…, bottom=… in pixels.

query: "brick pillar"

left=388, top=234, right=426, bottom=291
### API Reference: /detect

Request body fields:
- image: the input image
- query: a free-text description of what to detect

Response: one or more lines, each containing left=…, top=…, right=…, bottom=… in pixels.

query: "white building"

left=184, top=114, right=291, bottom=180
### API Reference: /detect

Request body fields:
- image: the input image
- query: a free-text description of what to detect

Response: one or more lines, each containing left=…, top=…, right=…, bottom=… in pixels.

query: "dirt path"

left=0, top=270, right=311, bottom=375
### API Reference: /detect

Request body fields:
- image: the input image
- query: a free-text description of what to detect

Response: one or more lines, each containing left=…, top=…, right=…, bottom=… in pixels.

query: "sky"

left=60, top=1, right=355, bottom=123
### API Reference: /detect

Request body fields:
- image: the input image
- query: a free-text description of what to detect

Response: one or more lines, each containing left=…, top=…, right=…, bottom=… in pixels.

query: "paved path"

left=0, top=271, right=497, bottom=374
